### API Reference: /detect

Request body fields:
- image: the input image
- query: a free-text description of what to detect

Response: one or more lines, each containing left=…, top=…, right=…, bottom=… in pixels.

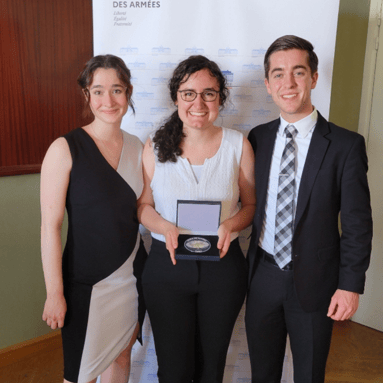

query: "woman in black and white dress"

left=41, top=55, right=146, bottom=383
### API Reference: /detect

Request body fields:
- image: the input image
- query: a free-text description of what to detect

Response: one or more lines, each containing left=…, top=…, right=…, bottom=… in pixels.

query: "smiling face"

left=265, top=48, right=318, bottom=123
left=175, top=69, right=220, bottom=132
left=87, top=68, right=130, bottom=125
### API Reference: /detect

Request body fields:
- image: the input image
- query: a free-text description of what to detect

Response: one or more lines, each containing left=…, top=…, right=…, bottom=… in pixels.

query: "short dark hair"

left=152, top=55, right=229, bottom=163
left=264, top=35, right=318, bottom=79
left=77, top=54, right=135, bottom=117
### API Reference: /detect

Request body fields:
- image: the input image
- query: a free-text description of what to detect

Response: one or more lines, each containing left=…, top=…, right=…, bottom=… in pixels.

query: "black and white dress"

left=61, top=128, right=146, bottom=383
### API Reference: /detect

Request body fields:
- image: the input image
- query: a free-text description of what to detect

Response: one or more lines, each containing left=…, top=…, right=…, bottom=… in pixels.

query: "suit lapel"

left=294, top=113, right=330, bottom=230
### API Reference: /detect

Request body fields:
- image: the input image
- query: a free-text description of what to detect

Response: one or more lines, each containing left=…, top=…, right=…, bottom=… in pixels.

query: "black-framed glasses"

left=178, top=89, right=219, bottom=102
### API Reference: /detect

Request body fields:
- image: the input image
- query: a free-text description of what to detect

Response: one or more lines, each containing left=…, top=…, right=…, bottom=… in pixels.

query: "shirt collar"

left=279, top=108, right=318, bottom=138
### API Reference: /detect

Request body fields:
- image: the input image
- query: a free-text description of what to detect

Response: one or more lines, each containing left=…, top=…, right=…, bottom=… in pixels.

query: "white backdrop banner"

left=92, top=1, right=340, bottom=382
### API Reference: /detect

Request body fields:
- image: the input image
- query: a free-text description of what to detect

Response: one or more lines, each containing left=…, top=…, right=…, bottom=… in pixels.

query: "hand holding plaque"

left=175, top=200, right=221, bottom=261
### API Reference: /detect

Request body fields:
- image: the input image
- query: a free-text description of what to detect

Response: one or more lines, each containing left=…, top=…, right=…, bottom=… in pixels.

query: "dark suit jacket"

left=247, top=112, right=372, bottom=312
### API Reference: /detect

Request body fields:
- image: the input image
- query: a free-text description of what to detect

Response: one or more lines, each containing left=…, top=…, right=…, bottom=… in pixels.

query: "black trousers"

left=245, top=253, right=334, bottom=383
left=142, top=238, right=248, bottom=383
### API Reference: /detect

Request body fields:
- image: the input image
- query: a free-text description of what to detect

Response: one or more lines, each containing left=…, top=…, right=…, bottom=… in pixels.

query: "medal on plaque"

left=175, top=200, right=221, bottom=261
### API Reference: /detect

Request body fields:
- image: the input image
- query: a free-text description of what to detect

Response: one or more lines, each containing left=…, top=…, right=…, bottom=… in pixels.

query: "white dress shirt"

left=259, top=109, right=318, bottom=255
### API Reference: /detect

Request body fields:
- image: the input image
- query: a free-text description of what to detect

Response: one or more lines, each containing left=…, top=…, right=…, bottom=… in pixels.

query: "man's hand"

left=327, top=289, right=359, bottom=321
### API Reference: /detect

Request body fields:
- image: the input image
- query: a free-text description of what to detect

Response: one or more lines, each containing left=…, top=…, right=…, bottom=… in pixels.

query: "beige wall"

left=0, top=174, right=68, bottom=349
left=0, top=0, right=371, bottom=350
left=0, top=174, right=50, bottom=348
left=330, top=0, right=370, bottom=131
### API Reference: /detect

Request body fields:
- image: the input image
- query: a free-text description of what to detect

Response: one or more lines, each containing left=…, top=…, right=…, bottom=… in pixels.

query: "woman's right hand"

left=163, top=223, right=179, bottom=265
left=42, top=293, right=67, bottom=329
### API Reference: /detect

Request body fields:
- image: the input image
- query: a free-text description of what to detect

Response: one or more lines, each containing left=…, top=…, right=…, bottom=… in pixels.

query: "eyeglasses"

left=178, top=89, right=219, bottom=102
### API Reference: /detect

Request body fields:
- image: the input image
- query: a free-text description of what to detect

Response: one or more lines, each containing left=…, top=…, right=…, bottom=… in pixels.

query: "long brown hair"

left=153, top=55, right=229, bottom=163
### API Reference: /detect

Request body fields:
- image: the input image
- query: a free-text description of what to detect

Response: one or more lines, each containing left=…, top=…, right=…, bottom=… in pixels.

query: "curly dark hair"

left=153, top=55, right=229, bottom=163
left=264, top=35, right=318, bottom=80
left=77, top=54, right=135, bottom=118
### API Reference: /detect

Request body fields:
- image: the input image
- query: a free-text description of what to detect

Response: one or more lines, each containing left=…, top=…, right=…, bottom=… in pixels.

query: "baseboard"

left=0, top=330, right=62, bottom=368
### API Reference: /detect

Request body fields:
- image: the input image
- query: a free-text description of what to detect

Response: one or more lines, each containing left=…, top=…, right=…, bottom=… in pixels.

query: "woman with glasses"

left=138, top=55, right=256, bottom=382
left=40, top=55, right=146, bottom=383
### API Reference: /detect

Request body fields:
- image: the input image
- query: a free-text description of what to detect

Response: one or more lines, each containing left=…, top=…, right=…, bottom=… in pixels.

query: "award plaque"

left=175, top=200, right=221, bottom=261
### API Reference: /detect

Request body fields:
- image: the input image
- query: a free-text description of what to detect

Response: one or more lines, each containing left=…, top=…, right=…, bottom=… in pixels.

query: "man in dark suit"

left=245, top=35, right=372, bottom=383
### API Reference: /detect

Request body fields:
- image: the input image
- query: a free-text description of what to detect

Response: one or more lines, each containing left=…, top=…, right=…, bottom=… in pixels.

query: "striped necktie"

left=274, top=124, right=298, bottom=269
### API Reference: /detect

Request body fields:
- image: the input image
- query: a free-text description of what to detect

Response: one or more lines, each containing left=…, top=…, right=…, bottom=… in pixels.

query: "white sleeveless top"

left=151, top=127, right=244, bottom=242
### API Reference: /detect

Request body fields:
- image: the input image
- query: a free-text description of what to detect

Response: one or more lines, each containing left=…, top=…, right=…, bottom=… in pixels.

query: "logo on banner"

left=185, top=47, right=205, bottom=55
left=252, top=108, right=271, bottom=118
left=152, top=46, right=171, bottom=55
left=242, top=63, right=263, bottom=73
left=234, top=94, right=254, bottom=102
left=251, top=48, right=267, bottom=57
left=218, top=48, right=238, bottom=57
left=233, top=123, right=252, bottom=132
left=222, top=70, right=234, bottom=83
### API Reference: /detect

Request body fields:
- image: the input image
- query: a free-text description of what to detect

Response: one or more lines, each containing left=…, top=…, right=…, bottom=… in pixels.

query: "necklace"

left=91, top=125, right=123, bottom=163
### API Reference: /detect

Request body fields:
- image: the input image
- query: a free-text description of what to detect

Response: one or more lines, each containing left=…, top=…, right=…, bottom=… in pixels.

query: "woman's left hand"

left=217, top=221, right=232, bottom=258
